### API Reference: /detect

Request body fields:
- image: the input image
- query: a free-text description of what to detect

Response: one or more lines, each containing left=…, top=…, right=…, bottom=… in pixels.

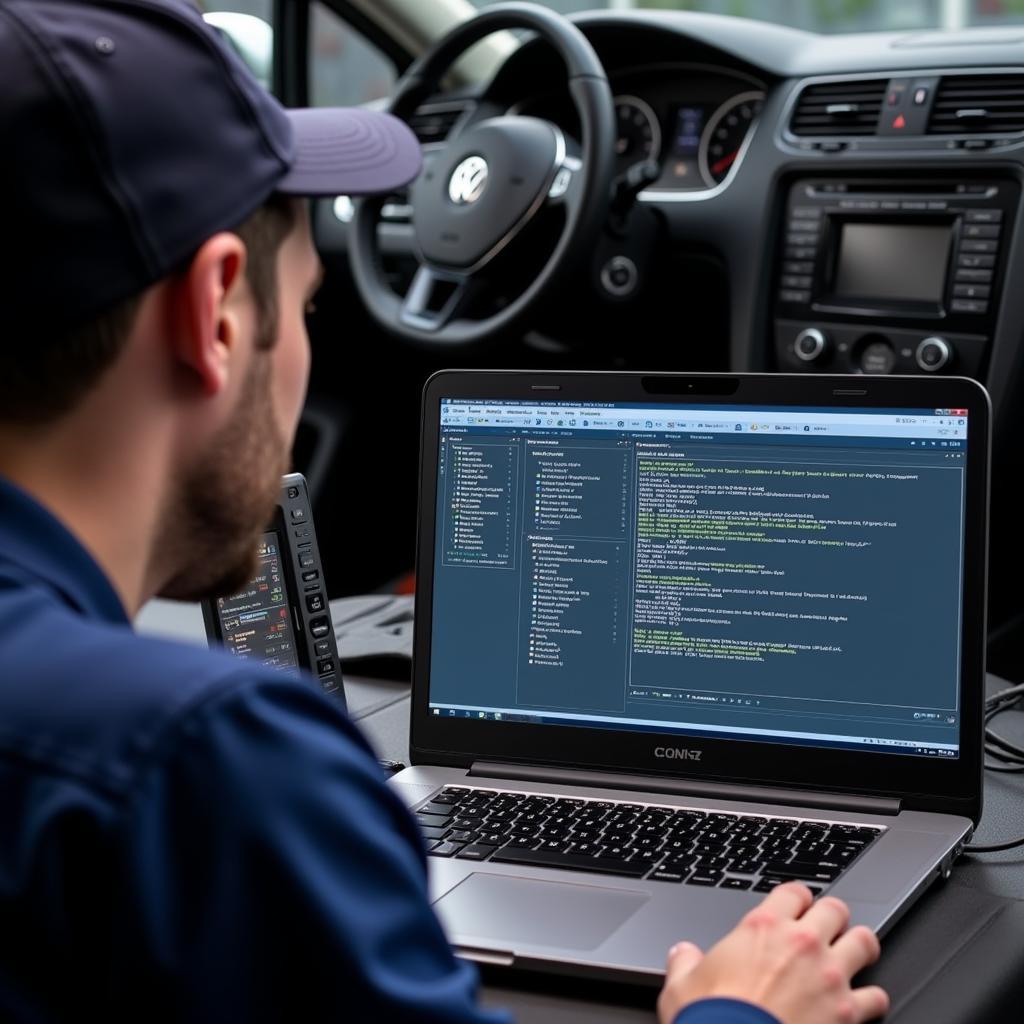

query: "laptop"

left=389, top=370, right=989, bottom=983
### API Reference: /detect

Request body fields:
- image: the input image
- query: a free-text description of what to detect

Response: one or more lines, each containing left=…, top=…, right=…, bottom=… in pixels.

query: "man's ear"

left=170, top=233, right=249, bottom=396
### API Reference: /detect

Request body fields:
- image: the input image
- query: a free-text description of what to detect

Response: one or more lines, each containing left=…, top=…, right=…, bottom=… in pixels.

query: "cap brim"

left=276, top=107, right=422, bottom=197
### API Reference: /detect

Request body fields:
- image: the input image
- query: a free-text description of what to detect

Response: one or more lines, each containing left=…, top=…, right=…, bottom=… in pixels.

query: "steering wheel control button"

left=600, top=256, right=639, bottom=297
left=793, top=328, right=827, bottom=363
left=548, top=167, right=572, bottom=200
left=860, top=339, right=896, bottom=375
left=916, top=337, right=952, bottom=372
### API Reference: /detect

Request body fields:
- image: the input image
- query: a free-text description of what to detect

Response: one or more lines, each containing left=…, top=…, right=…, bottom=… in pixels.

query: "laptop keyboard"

left=416, top=787, right=882, bottom=894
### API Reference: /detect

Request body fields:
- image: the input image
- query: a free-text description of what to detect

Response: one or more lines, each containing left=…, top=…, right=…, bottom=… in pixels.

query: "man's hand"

left=656, top=882, right=890, bottom=1024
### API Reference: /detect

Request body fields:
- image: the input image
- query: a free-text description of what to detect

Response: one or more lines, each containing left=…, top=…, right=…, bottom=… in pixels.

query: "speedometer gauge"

left=698, top=91, right=764, bottom=187
left=614, top=95, right=662, bottom=173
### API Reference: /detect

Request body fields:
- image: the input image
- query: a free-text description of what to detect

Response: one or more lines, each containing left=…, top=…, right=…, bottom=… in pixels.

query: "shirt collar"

left=0, top=474, right=129, bottom=625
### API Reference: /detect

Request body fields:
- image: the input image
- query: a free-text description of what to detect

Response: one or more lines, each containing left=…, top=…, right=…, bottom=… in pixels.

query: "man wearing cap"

left=0, top=2, right=888, bottom=1022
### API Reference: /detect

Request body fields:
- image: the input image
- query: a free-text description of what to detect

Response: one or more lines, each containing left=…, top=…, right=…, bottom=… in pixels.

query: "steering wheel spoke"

left=399, top=264, right=474, bottom=332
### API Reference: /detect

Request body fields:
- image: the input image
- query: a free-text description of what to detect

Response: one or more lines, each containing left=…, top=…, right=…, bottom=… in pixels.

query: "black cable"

left=965, top=682, right=1024, bottom=853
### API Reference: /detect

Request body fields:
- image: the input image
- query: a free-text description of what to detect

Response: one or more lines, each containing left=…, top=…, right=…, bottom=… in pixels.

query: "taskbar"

left=428, top=703, right=959, bottom=760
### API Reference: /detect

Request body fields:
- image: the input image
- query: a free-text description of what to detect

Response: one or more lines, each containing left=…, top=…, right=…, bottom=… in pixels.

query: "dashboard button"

left=309, top=616, right=330, bottom=640
left=306, top=593, right=325, bottom=614
left=794, top=328, right=828, bottom=363
left=960, top=240, right=998, bottom=253
left=916, top=337, right=952, bottom=372
left=953, top=283, right=990, bottom=299
left=950, top=299, right=988, bottom=314
left=860, top=341, right=896, bottom=375
left=779, top=289, right=811, bottom=304
left=958, top=254, right=995, bottom=269
left=955, top=268, right=994, bottom=282
left=781, top=275, right=812, bottom=289
left=785, top=246, right=816, bottom=260
left=963, top=224, right=1001, bottom=239
left=788, top=220, right=820, bottom=234
left=783, top=261, right=814, bottom=274
left=965, top=210, right=1002, bottom=223
left=786, top=233, right=817, bottom=247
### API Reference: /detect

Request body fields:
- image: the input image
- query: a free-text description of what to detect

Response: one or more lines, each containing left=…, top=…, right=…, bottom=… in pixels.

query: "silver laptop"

left=389, top=370, right=989, bottom=983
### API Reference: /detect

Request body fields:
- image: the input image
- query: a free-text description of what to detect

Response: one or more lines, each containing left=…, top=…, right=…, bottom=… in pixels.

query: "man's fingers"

left=797, top=895, right=851, bottom=942
left=665, top=941, right=705, bottom=978
left=848, top=984, right=890, bottom=1022
left=831, top=925, right=883, bottom=975
left=749, top=880, right=814, bottom=922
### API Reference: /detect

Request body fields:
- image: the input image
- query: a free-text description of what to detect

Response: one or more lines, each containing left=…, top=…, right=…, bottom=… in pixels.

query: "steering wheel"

left=349, top=2, right=615, bottom=347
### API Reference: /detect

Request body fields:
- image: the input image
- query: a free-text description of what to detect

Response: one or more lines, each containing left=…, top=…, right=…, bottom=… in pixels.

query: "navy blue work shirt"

left=0, top=475, right=776, bottom=1024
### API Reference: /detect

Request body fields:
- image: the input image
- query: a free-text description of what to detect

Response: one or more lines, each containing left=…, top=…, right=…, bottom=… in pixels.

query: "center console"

left=773, top=178, right=1019, bottom=375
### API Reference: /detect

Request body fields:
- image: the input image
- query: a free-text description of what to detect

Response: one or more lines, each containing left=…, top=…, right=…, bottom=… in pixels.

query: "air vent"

left=408, top=102, right=471, bottom=145
left=790, top=79, right=887, bottom=136
left=928, top=74, right=1024, bottom=135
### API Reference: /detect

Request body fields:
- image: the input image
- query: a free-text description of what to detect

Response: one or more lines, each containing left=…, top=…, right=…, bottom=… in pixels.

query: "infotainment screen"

left=833, top=223, right=952, bottom=303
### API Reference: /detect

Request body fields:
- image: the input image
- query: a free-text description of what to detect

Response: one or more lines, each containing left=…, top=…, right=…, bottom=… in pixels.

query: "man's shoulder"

left=0, top=576, right=324, bottom=799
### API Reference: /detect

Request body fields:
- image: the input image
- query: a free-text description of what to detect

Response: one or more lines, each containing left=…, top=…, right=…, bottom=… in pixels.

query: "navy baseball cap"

left=0, top=0, right=422, bottom=334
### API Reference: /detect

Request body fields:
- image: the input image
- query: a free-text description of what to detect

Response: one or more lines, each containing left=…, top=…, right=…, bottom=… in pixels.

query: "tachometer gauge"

left=614, top=95, right=662, bottom=172
left=698, top=91, right=764, bottom=187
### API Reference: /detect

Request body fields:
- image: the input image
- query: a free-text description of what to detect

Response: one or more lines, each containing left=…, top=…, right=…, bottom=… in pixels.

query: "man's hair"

left=0, top=194, right=295, bottom=425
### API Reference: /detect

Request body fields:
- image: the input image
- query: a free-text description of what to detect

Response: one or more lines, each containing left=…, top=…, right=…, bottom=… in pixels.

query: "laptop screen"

left=427, top=399, right=969, bottom=761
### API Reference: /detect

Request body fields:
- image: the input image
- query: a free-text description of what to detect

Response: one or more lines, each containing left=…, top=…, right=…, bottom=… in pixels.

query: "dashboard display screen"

left=833, top=223, right=952, bottom=303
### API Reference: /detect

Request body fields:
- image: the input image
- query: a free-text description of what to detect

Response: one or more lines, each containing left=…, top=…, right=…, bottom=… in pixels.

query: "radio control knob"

left=916, top=336, right=952, bottom=372
left=794, top=328, right=828, bottom=363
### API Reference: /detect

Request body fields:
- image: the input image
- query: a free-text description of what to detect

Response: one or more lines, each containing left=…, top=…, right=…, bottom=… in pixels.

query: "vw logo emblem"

left=448, top=156, right=489, bottom=205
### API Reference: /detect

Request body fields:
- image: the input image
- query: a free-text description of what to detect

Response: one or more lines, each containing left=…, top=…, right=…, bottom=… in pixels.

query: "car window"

left=310, top=2, right=397, bottom=108
left=467, top=0, right=1024, bottom=33
left=197, top=0, right=273, bottom=89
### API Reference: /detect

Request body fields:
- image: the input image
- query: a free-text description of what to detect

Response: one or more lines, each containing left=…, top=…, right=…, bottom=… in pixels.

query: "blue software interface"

left=428, top=400, right=969, bottom=759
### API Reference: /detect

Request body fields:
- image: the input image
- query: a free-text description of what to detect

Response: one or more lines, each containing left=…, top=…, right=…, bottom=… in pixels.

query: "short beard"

left=157, top=351, right=289, bottom=603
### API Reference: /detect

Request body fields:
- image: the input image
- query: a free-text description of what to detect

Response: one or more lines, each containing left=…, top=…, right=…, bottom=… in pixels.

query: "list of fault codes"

left=430, top=419, right=967, bottom=755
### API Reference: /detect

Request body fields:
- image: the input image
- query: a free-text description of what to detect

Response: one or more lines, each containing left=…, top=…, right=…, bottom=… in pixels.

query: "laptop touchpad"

left=433, top=873, right=649, bottom=951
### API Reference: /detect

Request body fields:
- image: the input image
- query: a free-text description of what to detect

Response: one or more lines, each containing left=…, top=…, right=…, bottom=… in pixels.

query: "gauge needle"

left=711, top=150, right=739, bottom=176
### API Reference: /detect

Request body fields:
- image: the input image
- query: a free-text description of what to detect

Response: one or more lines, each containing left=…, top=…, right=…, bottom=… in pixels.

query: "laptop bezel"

left=410, top=370, right=988, bottom=823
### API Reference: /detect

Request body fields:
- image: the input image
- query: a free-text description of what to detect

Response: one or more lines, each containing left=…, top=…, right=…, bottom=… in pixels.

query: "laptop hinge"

left=468, top=761, right=902, bottom=817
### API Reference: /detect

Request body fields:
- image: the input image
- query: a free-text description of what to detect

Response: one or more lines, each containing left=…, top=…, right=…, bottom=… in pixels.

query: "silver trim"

left=698, top=90, right=766, bottom=189
left=614, top=93, right=663, bottom=165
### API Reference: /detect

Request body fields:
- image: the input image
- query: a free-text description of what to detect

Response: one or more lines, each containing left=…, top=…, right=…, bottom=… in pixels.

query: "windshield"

left=468, top=0, right=1024, bottom=34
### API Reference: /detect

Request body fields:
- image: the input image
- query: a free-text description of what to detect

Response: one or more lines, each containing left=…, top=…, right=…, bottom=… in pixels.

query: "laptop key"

left=651, top=869, right=686, bottom=883
left=456, top=844, right=496, bottom=861
left=420, top=826, right=449, bottom=841
left=762, top=861, right=841, bottom=883
left=490, top=847, right=649, bottom=877
left=446, top=830, right=479, bottom=844
left=754, top=877, right=785, bottom=893
left=421, top=801, right=459, bottom=816
left=720, top=878, right=753, bottom=891
left=686, top=870, right=724, bottom=886
left=416, top=813, right=451, bottom=829
left=429, top=842, right=464, bottom=858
